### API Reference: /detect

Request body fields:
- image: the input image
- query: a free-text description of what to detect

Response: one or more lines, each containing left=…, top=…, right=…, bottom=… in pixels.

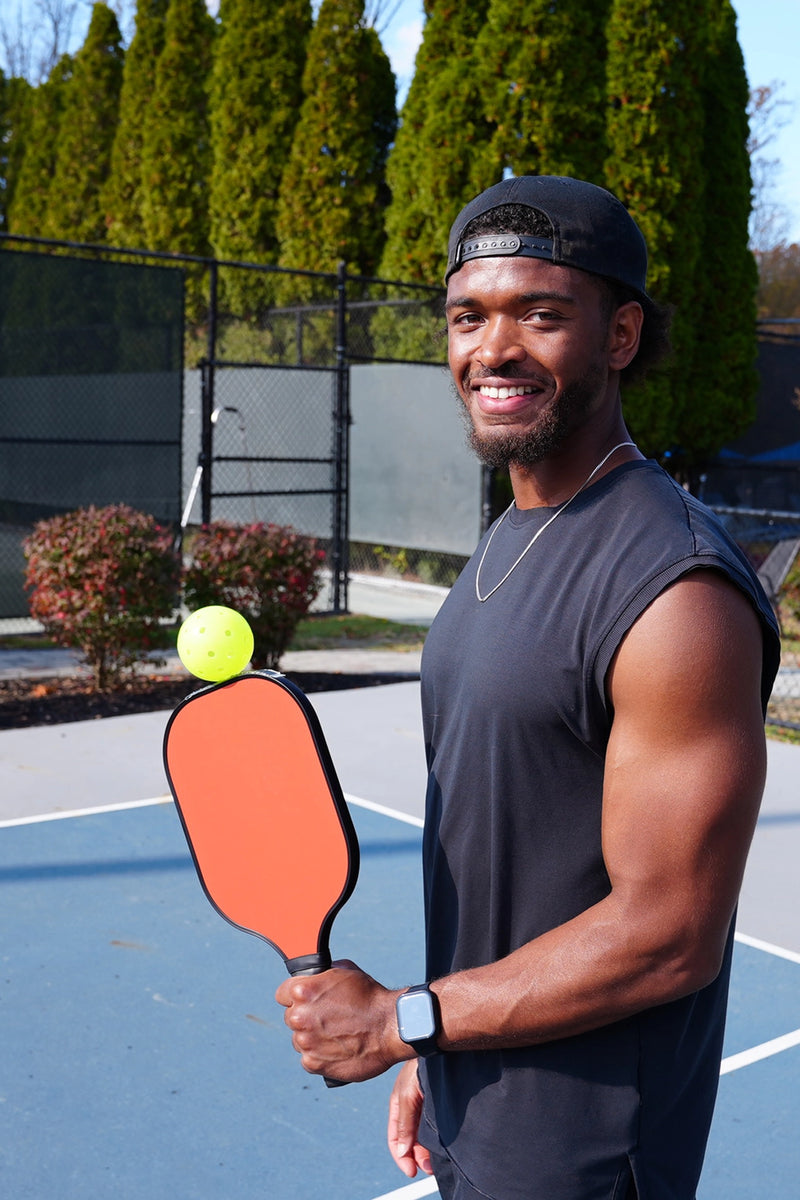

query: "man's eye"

left=528, top=310, right=559, bottom=323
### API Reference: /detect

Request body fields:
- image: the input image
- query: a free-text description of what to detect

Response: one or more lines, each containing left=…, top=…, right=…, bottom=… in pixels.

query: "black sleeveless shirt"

left=418, top=460, right=780, bottom=1200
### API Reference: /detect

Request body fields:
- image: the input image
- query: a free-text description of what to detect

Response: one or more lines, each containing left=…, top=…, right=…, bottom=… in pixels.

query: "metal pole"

left=200, top=260, right=219, bottom=526
left=333, top=261, right=350, bottom=612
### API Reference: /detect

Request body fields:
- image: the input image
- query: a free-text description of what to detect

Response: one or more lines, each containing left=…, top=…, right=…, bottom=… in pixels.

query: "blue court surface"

left=2, top=778, right=800, bottom=1196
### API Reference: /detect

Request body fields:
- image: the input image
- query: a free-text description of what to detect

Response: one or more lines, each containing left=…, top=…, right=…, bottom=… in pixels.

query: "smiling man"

left=276, top=177, right=781, bottom=1200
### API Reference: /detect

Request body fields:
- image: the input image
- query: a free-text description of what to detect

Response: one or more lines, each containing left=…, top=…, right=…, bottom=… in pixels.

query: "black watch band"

left=396, top=983, right=441, bottom=1057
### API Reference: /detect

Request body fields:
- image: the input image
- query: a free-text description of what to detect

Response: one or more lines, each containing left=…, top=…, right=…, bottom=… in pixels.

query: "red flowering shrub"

left=24, top=505, right=181, bottom=691
left=782, top=557, right=800, bottom=629
left=183, top=522, right=325, bottom=669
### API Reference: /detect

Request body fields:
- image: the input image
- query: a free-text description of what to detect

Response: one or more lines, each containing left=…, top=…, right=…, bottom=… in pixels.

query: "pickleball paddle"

left=163, top=670, right=359, bottom=1086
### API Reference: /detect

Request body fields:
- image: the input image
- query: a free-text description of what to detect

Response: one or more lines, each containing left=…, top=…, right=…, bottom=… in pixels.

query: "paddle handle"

left=287, top=952, right=348, bottom=1088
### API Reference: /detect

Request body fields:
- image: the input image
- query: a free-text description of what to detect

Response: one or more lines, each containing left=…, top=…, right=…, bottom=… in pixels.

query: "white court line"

left=346, top=793, right=425, bottom=829
left=6, top=795, right=798, bottom=1163
left=734, top=931, right=800, bottom=966
left=720, top=1026, right=800, bottom=1075
left=0, top=795, right=170, bottom=829
left=371, top=1177, right=439, bottom=1200
left=370, top=932, right=800, bottom=1199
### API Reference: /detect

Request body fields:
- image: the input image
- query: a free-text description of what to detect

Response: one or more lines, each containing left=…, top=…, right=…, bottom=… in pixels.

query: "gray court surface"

left=2, top=674, right=799, bottom=1198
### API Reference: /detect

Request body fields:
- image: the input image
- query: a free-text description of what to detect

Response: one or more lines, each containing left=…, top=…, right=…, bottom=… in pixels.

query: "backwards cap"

left=446, top=175, right=648, bottom=298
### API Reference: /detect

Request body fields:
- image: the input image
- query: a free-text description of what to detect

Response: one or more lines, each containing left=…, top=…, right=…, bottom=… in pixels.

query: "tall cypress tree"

left=43, top=4, right=123, bottom=243
left=275, top=0, right=396, bottom=287
left=379, top=0, right=492, bottom=287
left=604, top=0, right=708, bottom=461
left=476, top=0, right=611, bottom=183
left=686, top=0, right=758, bottom=460
left=140, top=0, right=214, bottom=257
left=104, top=0, right=169, bottom=249
left=6, top=60, right=69, bottom=237
left=1, top=72, right=33, bottom=232
left=209, top=0, right=311, bottom=314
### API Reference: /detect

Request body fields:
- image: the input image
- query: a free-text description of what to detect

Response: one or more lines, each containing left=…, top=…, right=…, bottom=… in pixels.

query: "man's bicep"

left=601, top=571, right=768, bottom=978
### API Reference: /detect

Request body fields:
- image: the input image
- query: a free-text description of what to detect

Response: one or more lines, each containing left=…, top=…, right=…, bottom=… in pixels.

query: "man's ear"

left=608, top=301, right=643, bottom=372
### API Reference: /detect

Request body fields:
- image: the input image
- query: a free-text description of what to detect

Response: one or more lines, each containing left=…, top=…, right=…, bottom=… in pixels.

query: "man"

left=276, top=176, right=780, bottom=1199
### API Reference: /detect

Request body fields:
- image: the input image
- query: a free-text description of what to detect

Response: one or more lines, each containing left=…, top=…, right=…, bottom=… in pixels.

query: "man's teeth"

left=479, top=385, right=535, bottom=400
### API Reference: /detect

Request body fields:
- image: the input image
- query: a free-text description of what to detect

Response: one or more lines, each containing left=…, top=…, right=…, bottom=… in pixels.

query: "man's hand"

left=388, top=1060, right=433, bottom=1178
left=275, top=960, right=412, bottom=1084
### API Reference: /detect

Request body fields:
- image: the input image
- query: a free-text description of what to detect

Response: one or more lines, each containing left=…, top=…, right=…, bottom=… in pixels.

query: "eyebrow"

left=445, top=290, right=579, bottom=313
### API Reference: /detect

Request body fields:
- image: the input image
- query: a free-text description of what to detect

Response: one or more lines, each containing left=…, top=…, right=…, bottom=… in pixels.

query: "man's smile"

left=476, top=384, right=536, bottom=400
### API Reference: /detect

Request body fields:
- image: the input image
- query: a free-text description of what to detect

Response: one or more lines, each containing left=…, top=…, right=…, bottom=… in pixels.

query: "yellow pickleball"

left=177, top=606, right=254, bottom=683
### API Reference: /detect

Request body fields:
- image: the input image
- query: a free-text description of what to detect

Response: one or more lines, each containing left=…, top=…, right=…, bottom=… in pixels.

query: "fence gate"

left=184, top=357, right=349, bottom=613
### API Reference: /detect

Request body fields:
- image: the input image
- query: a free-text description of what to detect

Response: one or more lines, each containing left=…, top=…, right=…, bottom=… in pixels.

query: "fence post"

left=333, top=261, right=350, bottom=612
left=200, top=260, right=219, bottom=526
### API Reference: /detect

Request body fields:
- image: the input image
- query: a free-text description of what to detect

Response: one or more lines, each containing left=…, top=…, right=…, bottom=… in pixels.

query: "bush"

left=183, top=522, right=325, bottom=669
left=23, top=505, right=181, bottom=691
left=780, top=556, right=800, bottom=636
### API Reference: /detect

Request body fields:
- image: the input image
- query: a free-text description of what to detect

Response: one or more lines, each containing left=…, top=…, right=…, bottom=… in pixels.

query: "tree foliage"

left=209, top=0, right=311, bottom=314
left=756, top=242, right=800, bottom=318
left=604, top=0, right=709, bottom=461
left=139, top=0, right=214, bottom=257
left=1, top=0, right=764, bottom=466
left=686, top=0, right=758, bottom=459
left=476, top=0, right=611, bottom=183
left=43, top=2, right=123, bottom=242
left=104, top=0, right=169, bottom=248
left=378, top=0, right=492, bottom=287
left=0, top=70, right=32, bottom=231
left=275, top=0, right=396, bottom=292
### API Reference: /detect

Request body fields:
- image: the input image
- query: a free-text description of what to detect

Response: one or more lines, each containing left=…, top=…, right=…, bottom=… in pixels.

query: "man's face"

left=445, top=255, right=617, bottom=470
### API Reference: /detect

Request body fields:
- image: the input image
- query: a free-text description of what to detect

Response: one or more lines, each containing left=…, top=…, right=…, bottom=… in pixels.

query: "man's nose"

left=476, top=316, right=527, bottom=370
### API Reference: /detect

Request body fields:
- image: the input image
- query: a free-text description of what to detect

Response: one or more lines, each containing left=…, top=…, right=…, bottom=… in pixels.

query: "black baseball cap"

left=445, top=175, right=649, bottom=298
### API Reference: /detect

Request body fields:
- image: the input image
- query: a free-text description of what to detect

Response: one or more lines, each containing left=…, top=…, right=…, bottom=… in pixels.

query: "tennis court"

left=1, top=680, right=799, bottom=1198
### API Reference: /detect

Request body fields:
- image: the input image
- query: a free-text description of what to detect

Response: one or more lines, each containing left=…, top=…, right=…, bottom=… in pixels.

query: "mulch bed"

left=0, top=669, right=420, bottom=730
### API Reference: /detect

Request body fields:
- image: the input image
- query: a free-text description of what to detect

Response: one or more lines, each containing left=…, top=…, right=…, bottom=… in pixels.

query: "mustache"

left=467, top=367, right=552, bottom=387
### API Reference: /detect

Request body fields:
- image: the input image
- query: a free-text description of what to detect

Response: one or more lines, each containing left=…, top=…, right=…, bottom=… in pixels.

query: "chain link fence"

left=0, top=243, right=183, bottom=630
left=1, top=231, right=798, bottom=733
left=710, top=504, right=800, bottom=730
left=0, top=235, right=462, bottom=628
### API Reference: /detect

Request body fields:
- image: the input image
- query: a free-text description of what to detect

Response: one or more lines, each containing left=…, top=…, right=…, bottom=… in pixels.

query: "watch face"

left=398, top=989, right=436, bottom=1042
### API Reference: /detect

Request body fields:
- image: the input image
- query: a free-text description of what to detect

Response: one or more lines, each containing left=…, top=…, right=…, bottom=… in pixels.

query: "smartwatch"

left=396, top=983, right=441, bottom=1057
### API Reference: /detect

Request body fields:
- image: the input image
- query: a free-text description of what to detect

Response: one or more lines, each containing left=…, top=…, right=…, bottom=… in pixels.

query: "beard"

left=459, top=360, right=608, bottom=470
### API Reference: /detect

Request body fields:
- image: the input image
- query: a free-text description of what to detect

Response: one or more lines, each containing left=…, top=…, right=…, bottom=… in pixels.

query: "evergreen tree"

left=140, top=0, right=214, bottom=257
left=275, top=0, right=396, bottom=290
left=6, top=58, right=70, bottom=236
left=379, top=0, right=492, bottom=287
left=687, top=0, right=758, bottom=460
left=44, top=4, right=124, bottom=243
left=476, top=0, right=611, bottom=183
left=1, top=72, right=33, bottom=232
left=604, top=0, right=708, bottom=462
left=104, top=0, right=169, bottom=248
left=209, top=0, right=311, bottom=314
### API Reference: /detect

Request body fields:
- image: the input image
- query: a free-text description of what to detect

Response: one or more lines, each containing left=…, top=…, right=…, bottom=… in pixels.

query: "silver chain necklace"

left=475, top=442, right=638, bottom=603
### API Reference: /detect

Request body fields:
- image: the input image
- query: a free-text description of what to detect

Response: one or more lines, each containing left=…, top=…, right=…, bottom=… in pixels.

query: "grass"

left=288, top=613, right=427, bottom=651
left=766, top=724, right=800, bottom=745
left=0, top=613, right=427, bottom=656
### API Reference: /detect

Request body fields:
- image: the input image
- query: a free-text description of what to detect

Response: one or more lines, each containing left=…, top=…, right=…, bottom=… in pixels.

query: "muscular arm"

left=277, top=571, right=768, bottom=1072
left=432, top=570, right=767, bottom=1048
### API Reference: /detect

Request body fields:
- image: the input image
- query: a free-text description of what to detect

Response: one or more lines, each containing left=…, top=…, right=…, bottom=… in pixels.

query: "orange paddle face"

left=163, top=672, right=359, bottom=973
